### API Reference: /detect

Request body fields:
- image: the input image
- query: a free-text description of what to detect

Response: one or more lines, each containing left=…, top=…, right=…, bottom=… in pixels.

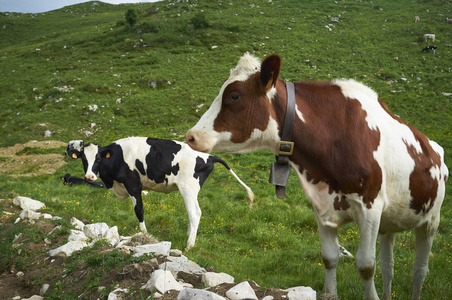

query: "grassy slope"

left=0, top=0, right=451, bottom=299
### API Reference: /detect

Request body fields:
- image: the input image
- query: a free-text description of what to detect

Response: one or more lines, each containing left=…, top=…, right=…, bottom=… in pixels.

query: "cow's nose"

left=85, top=174, right=95, bottom=182
left=186, top=134, right=195, bottom=147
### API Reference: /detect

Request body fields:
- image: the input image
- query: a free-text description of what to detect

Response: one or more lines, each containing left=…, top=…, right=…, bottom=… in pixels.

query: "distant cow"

left=422, top=45, right=437, bottom=53
left=414, top=16, right=419, bottom=23
left=424, top=33, right=435, bottom=42
left=66, top=137, right=254, bottom=249
left=61, top=173, right=105, bottom=188
left=444, top=18, right=452, bottom=24
left=186, top=53, right=448, bottom=299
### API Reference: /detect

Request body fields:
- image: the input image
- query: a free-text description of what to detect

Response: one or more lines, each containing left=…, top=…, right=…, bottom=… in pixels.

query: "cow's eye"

left=230, top=93, right=240, bottom=101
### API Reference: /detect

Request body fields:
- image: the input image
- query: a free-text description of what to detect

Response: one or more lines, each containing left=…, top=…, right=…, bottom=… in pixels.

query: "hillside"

left=0, top=0, right=451, bottom=299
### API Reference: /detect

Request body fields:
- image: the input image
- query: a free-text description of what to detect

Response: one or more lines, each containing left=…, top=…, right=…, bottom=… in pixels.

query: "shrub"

left=116, top=19, right=126, bottom=27
left=191, top=13, right=209, bottom=29
left=125, top=8, right=138, bottom=27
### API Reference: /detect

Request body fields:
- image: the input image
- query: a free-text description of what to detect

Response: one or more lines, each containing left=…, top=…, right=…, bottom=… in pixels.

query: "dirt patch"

left=0, top=140, right=67, bottom=177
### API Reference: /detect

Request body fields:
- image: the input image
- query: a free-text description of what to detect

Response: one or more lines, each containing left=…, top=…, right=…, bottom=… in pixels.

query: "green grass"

left=1, top=0, right=451, bottom=299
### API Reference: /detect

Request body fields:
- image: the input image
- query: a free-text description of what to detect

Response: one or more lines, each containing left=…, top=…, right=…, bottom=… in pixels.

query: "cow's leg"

left=178, top=185, right=202, bottom=250
left=380, top=232, right=395, bottom=300
left=316, top=220, right=340, bottom=297
left=355, top=204, right=382, bottom=300
left=411, top=214, right=439, bottom=300
left=124, top=179, right=147, bottom=233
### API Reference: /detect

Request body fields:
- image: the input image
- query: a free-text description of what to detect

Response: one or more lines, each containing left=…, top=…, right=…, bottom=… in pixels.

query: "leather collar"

left=269, top=82, right=296, bottom=199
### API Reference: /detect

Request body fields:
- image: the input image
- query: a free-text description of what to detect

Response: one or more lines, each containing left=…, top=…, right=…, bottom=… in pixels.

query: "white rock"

left=170, top=249, right=183, bottom=257
left=12, top=296, right=21, bottom=300
left=225, top=281, right=258, bottom=300
left=262, top=296, right=274, bottom=300
left=159, top=255, right=206, bottom=276
left=107, top=288, right=129, bottom=300
left=48, top=225, right=62, bottom=235
left=177, top=287, right=226, bottom=300
left=40, top=283, right=50, bottom=296
left=68, top=230, right=88, bottom=242
left=20, top=209, right=41, bottom=220
left=141, top=269, right=183, bottom=294
left=202, top=272, right=234, bottom=287
left=13, top=196, right=45, bottom=211
left=285, top=286, right=316, bottom=300
left=83, top=223, right=109, bottom=239
left=42, top=213, right=53, bottom=219
left=13, top=233, right=22, bottom=243
left=48, top=240, right=87, bottom=257
left=16, top=271, right=25, bottom=277
left=104, top=226, right=120, bottom=246
left=22, top=296, right=44, bottom=300
left=70, top=217, right=85, bottom=230
left=133, top=241, right=171, bottom=257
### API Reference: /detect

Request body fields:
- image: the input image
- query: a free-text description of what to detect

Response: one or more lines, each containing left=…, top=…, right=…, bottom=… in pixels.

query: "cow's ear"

left=67, top=149, right=81, bottom=159
left=101, top=149, right=112, bottom=159
left=260, top=54, right=281, bottom=91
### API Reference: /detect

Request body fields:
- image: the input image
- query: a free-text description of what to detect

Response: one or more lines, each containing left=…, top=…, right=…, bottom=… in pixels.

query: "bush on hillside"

left=191, top=13, right=209, bottom=29
left=125, top=8, right=139, bottom=27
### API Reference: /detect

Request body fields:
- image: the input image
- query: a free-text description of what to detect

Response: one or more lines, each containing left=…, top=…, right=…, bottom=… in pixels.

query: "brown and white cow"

left=186, top=53, right=448, bottom=300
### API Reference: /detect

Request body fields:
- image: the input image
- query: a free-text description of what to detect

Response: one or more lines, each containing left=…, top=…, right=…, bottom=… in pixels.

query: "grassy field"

left=0, top=0, right=451, bottom=299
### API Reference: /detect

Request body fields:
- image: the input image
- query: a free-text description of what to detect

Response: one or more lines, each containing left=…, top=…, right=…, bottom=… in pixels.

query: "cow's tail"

left=212, top=156, right=254, bottom=209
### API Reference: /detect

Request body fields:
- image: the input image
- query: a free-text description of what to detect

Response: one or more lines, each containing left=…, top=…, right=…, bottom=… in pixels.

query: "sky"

left=0, top=0, right=160, bottom=14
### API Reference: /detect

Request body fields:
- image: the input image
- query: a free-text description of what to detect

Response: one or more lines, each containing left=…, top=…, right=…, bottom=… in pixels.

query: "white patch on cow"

left=84, top=143, right=99, bottom=181
left=69, top=140, right=84, bottom=152
left=115, top=137, right=151, bottom=171
left=333, top=79, right=381, bottom=130
left=295, top=105, right=306, bottom=123
left=228, top=52, right=261, bottom=82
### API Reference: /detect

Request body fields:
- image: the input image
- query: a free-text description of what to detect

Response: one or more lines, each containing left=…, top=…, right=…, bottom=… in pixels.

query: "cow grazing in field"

left=61, top=173, right=105, bottom=188
left=186, top=53, right=448, bottom=299
left=424, top=33, right=435, bottom=42
left=422, top=45, right=437, bottom=53
left=66, top=137, right=254, bottom=249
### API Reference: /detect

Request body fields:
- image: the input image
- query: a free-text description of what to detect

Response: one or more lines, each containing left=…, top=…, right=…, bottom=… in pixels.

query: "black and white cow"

left=66, top=137, right=254, bottom=249
left=422, top=45, right=437, bottom=53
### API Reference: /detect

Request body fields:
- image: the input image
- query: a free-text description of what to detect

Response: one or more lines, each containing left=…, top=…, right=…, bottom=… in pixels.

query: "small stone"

left=202, top=272, right=234, bottom=287
left=177, top=287, right=226, bottom=300
left=141, top=269, right=183, bottom=294
left=40, top=283, right=50, bottom=296
left=225, top=281, right=258, bottom=300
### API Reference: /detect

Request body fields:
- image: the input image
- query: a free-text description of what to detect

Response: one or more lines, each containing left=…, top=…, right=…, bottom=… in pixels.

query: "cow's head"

left=187, top=53, right=282, bottom=153
left=66, top=140, right=110, bottom=181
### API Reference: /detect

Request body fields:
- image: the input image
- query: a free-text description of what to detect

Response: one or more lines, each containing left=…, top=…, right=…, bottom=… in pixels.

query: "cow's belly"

left=379, top=200, right=433, bottom=233
left=110, top=181, right=129, bottom=199
left=140, top=176, right=178, bottom=194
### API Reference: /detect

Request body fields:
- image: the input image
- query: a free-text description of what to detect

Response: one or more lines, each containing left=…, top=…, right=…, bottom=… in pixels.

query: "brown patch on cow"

left=333, top=195, right=351, bottom=211
left=214, top=75, right=275, bottom=143
left=283, top=81, right=382, bottom=209
left=380, top=99, right=442, bottom=214
left=404, top=140, right=440, bottom=214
